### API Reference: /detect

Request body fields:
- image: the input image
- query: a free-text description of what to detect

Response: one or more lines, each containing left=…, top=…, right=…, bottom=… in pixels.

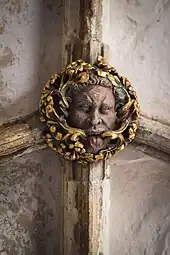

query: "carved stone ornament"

left=39, top=56, right=140, bottom=163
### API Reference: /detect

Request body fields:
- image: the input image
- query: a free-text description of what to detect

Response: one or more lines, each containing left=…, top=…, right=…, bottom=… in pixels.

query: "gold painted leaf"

left=68, top=129, right=75, bottom=134
left=60, top=143, right=66, bottom=149
left=40, top=116, right=46, bottom=122
left=68, top=69, right=75, bottom=76
left=78, top=72, right=89, bottom=83
left=81, top=148, right=86, bottom=154
left=75, top=141, right=84, bottom=148
left=65, top=152, right=71, bottom=157
left=86, top=157, right=95, bottom=162
left=71, top=61, right=77, bottom=67
left=46, top=105, right=53, bottom=113
left=71, top=133, right=79, bottom=141
left=47, top=96, right=52, bottom=102
left=62, top=133, right=71, bottom=141
left=98, top=56, right=105, bottom=62
left=77, top=59, right=84, bottom=63
left=75, top=147, right=81, bottom=152
left=97, top=70, right=107, bottom=77
left=95, top=154, right=104, bottom=160
left=50, top=125, right=56, bottom=133
left=108, top=74, right=115, bottom=84
left=47, top=120, right=59, bottom=125
left=102, top=132, right=118, bottom=139
left=122, top=100, right=134, bottom=111
left=56, top=132, right=62, bottom=140
left=50, top=74, right=59, bottom=84
left=71, top=154, right=76, bottom=160
left=44, top=80, right=50, bottom=89
left=106, top=152, right=112, bottom=159
left=47, top=138, right=52, bottom=143
left=84, top=63, right=92, bottom=69
left=69, top=144, right=74, bottom=149
left=76, top=65, right=84, bottom=72
left=129, top=133, right=135, bottom=140
left=120, top=144, right=125, bottom=150
left=129, top=128, right=134, bottom=135
left=59, top=100, right=66, bottom=108
left=48, top=141, right=54, bottom=148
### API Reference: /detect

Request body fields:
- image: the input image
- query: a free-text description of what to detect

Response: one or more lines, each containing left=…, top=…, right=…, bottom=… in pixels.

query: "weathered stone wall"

left=0, top=149, right=62, bottom=255
left=0, top=1, right=62, bottom=254
left=0, top=0, right=62, bottom=124
left=103, top=0, right=170, bottom=126
left=110, top=147, right=170, bottom=255
left=0, top=147, right=170, bottom=255
left=0, top=0, right=170, bottom=254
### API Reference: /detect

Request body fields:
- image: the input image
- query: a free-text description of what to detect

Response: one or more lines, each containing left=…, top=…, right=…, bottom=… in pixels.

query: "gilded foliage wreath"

left=39, top=56, right=140, bottom=163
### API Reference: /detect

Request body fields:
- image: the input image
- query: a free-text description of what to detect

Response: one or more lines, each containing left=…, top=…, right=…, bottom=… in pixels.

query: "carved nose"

left=89, top=110, right=101, bottom=126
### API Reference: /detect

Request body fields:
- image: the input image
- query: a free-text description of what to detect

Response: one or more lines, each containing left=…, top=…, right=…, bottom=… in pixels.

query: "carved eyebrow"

left=101, top=96, right=114, bottom=108
left=102, top=93, right=115, bottom=107
left=75, top=92, right=93, bottom=104
left=100, top=103, right=113, bottom=109
left=84, top=92, right=93, bottom=103
left=76, top=101, right=92, bottom=107
left=101, top=95, right=107, bottom=104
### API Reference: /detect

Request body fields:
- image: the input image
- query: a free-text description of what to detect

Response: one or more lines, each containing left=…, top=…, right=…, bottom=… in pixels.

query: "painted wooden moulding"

left=39, top=56, right=140, bottom=163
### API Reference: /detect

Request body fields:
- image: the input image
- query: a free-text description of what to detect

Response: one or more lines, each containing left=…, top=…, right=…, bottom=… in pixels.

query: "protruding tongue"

left=88, top=135, right=104, bottom=153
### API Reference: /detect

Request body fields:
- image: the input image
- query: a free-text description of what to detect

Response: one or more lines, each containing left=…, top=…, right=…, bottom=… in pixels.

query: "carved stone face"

left=40, top=57, right=140, bottom=163
left=68, top=85, right=117, bottom=153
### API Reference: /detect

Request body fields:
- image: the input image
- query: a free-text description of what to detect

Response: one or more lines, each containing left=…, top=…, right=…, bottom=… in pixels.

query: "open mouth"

left=86, top=130, right=104, bottom=136
left=83, top=130, right=108, bottom=153
left=87, top=135, right=104, bottom=152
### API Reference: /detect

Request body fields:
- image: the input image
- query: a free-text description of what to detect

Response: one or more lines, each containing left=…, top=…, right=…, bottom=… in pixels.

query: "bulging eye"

left=100, top=105, right=112, bottom=114
left=82, top=106, right=91, bottom=113
left=77, top=104, right=91, bottom=113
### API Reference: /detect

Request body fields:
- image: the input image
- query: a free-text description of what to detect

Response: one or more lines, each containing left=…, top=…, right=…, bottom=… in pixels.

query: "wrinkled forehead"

left=75, top=85, right=115, bottom=106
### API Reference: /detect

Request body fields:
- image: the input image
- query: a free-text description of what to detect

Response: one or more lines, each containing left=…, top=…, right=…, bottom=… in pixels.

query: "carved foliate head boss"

left=39, top=56, right=140, bottom=163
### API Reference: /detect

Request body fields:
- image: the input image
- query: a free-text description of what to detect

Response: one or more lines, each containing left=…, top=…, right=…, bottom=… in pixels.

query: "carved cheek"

left=72, top=110, right=88, bottom=128
left=103, top=112, right=116, bottom=128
